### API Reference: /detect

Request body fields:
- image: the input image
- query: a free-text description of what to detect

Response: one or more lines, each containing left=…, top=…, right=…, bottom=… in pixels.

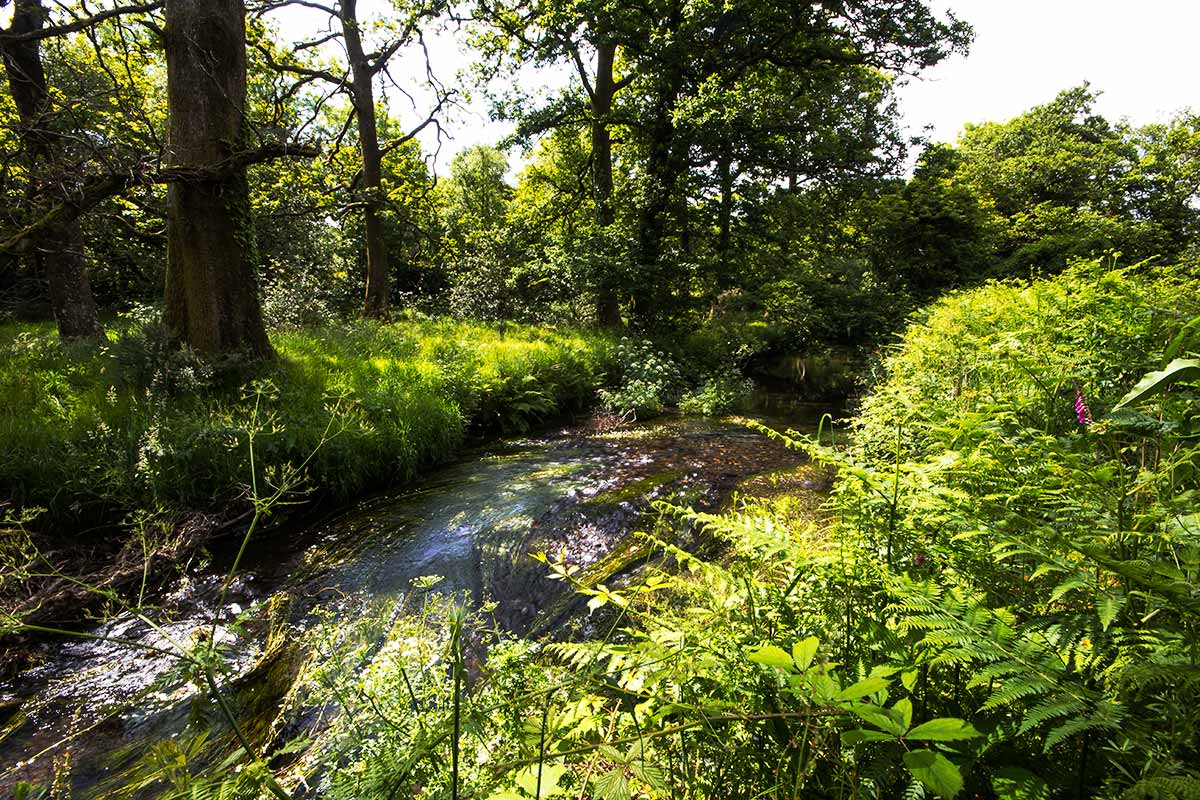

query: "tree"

left=256, top=0, right=452, bottom=319
left=0, top=0, right=113, bottom=340
left=477, top=0, right=970, bottom=329
left=161, top=0, right=272, bottom=359
left=929, top=87, right=1197, bottom=275
left=472, top=0, right=640, bottom=325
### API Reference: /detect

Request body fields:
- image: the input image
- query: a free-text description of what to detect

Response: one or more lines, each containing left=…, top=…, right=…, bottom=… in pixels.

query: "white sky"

left=900, top=0, right=1200, bottom=145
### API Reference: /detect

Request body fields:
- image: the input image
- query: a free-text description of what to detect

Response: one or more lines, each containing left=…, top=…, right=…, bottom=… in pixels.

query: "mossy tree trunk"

left=342, top=0, right=391, bottom=320
left=162, top=0, right=272, bottom=360
left=591, top=41, right=622, bottom=329
left=1, top=0, right=104, bottom=342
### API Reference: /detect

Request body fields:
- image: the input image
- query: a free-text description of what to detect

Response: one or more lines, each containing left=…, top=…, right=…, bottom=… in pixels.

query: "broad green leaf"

left=849, top=703, right=906, bottom=735
left=903, top=749, right=963, bottom=799
left=841, top=728, right=898, bottom=745
left=901, top=669, right=919, bottom=691
left=630, top=760, right=667, bottom=789
left=907, top=718, right=982, bottom=741
left=593, top=767, right=631, bottom=800
left=894, top=697, right=913, bottom=730
left=747, top=645, right=795, bottom=672
left=792, top=637, right=819, bottom=672
left=515, top=763, right=569, bottom=798
left=991, top=767, right=1050, bottom=800
left=836, top=676, right=889, bottom=701
left=1113, top=358, right=1200, bottom=410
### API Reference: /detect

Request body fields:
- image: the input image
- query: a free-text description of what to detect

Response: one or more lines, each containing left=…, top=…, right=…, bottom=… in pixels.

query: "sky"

left=899, top=0, right=1200, bottom=145
left=266, top=0, right=1200, bottom=173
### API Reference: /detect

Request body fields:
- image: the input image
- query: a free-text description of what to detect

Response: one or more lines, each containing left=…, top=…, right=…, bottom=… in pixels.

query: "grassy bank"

left=0, top=316, right=614, bottom=533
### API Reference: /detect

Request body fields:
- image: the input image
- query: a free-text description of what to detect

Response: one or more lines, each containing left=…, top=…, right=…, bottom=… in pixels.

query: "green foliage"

left=302, top=259, right=1200, bottom=799
left=597, top=338, right=684, bottom=418
left=678, top=370, right=754, bottom=416
left=805, top=260, right=1200, bottom=794
left=0, top=317, right=614, bottom=531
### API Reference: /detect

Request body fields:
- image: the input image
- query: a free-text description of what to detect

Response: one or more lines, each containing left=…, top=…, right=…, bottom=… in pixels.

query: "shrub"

left=597, top=337, right=684, bottom=418
left=679, top=370, right=754, bottom=416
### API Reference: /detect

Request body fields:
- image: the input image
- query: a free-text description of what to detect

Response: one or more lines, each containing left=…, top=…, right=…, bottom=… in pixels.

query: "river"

left=0, top=410, right=831, bottom=797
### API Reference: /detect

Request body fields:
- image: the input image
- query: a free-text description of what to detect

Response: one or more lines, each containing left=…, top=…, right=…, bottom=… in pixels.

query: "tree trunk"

left=717, top=153, right=733, bottom=288
left=162, top=0, right=271, bottom=360
left=591, top=41, right=621, bottom=328
left=1, top=0, right=103, bottom=341
left=342, top=0, right=391, bottom=319
left=634, top=98, right=686, bottom=326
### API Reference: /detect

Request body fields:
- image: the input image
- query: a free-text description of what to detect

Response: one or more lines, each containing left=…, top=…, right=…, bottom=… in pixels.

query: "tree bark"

left=1, top=0, right=103, bottom=341
left=342, top=0, right=391, bottom=319
left=634, top=93, right=686, bottom=326
left=590, top=41, right=621, bottom=328
left=717, top=152, right=733, bottom=288
left=162, top=0, right=271, bottom=360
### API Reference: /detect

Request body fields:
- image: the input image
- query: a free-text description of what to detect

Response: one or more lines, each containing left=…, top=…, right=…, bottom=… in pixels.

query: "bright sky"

left=899, top=0, right=1200, bottom=144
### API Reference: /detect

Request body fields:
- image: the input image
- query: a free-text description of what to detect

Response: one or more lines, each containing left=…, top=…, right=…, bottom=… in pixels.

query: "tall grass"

left=0, top=316, right=613, bottom=532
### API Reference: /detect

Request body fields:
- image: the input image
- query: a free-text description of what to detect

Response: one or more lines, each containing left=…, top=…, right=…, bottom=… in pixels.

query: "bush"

left=597, top=337, right=684, bottom=418
left=678, top=370, right=754, bottom=416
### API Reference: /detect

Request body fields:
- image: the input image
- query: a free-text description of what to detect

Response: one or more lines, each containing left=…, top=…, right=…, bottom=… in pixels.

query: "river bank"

left=0, top=317, right=615, bottom=632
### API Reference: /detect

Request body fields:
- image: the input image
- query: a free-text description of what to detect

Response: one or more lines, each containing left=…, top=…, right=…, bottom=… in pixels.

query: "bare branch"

left=0, top=1, right=163, bottom=44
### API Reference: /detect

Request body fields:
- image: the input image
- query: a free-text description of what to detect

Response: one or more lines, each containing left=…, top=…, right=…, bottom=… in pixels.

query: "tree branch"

left=0, top=1, right=163, bottom=44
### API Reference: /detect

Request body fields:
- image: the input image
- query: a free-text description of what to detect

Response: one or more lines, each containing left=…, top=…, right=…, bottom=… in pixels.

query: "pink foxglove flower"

left=1074, top=384, right=1093, bottom=426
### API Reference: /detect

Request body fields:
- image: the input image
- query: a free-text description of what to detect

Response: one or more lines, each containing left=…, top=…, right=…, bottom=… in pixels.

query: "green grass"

left=0, top=317, right=615, bottom=532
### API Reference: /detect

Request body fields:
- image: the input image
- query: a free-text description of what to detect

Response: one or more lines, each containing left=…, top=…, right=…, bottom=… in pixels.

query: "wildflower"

left=1074, top=384, right=1093, bottom=426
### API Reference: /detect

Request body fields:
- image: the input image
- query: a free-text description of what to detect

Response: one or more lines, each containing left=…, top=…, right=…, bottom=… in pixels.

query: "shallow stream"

left=0, top=410, right=830, bottom=796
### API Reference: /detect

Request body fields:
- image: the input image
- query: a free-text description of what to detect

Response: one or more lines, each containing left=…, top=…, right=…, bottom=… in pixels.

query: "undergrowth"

left=0, top=315, right=612, bottom=532
left=10, top=260, right=1200, bottom=799
left=238, top=259, right=1200, bottom=800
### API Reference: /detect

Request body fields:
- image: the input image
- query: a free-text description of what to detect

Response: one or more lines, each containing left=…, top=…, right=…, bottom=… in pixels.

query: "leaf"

left=849, top=703, right=907, bottom=736
left=1049, top=578, right=1089, bottom=604
left=1163, top=315, right=1200, bottom=364
left=901, top=669, right=919, bottom=692
left=991, top=767, right=1051, bottom=800
left=792, top=636, right=819, bottom=672
left=907, top=718, right=982, bottom=742
left=1096, top=591, right=1125, bottom=631
left=515, top=763, right=569, bottom=798
left=903, top=749, right=964, bottom=799
left=593, top=768, right=631, bottom=800
left=630, top=760, right=667, bottom=789
left=842, top=728, right=898, bottom=745
left=747, top=645, right=795, bottom=672
left=894, top=697, right=914, bottom=730
left=1113, top=358, right=1200, bottom=410
left=836, top=676, right=890, bottom=701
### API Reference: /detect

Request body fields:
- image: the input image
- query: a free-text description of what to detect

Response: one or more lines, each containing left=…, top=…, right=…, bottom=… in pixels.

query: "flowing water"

left=0, top=410, right=832, bottom=797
